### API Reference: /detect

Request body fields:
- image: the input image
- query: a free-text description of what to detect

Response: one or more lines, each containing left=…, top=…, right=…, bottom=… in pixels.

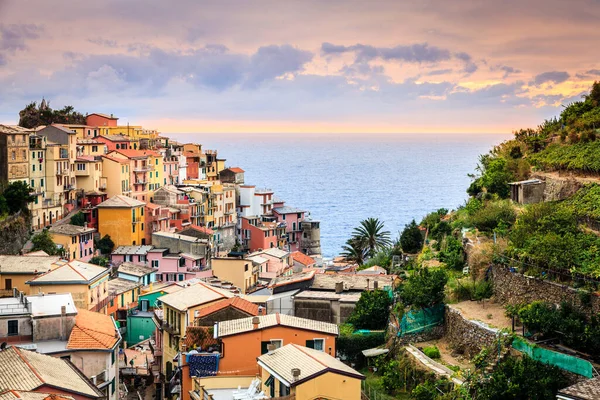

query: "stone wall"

left=0, top=213, right=29, bottom=255
left=397, top=325, right=444, bottom=345
left=532, top=172, right=585, bottom=202
left=490, top=264, right=600, bottom=315
left=444, top=306, right=500, bottom=358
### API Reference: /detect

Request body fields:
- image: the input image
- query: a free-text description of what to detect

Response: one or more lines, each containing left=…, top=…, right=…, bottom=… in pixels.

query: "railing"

left=162, top=320, right=180, bottom=335
left=63, top=184, right=75, bottom=191
left=134, top=165, right=154, bottom=172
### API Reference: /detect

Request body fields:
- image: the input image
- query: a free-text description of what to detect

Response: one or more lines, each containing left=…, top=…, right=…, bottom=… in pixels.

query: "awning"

left=362, top=348, right=389, bottom=357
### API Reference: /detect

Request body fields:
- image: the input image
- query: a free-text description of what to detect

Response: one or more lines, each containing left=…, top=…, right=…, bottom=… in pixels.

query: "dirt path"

left=413, top=338, right=473, bottom=371
left=450, top=300, right=513, bottom=330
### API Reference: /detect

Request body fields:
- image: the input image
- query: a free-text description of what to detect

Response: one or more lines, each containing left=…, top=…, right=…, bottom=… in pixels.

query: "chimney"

left=366, top=278, right=370, bottom=290
left=291, top=368, right=301, bottom=381
left=257, top=306, right=264, bottom=316
left=335, top=282, right=343, bottom=294
left=374, top=280, right=378, bottom=290
left=60, top=305, right=67, bottom=340
left=252, top=316, right=260, bottom=329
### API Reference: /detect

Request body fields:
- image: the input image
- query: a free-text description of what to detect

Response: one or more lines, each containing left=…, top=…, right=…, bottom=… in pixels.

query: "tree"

left=347, top=289, right=392, bottom=330
left=89, top=256, right=109, bottom=267
left=2, top=181, right=34, bottom=215
left=18, top=100, right=86, bottom=128
left=352, top=218, right=392, bottom=258
left=399, top=268, right=448, bottom=309
left=341, top=237, right=368, bottom=265
left=70, top=212, right=86, bottom=226
left=400, top=220, right=424, bottom=254
left=96, top=235, right=115, bottom=254
left=31, top=230, right=61, bottom=256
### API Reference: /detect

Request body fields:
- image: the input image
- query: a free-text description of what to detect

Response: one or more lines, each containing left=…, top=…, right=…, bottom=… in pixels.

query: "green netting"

left=398, top=304, right=445, bottom=336
left=512, top=337, right=593, bottom=378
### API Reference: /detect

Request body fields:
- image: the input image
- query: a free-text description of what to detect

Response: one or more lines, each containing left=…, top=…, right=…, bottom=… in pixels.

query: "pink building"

left=147, top=248, right=211, bottom=282
left=241, top=216, right=287, bottom=253
left=163, top=156, right=179, bottom=185
left=272, top=206, right=306, bottom=252
left=247, top=248, right=291, bottom=279
left=145, top=203, right=170, bottom=245
left=111, top=245, right=153, bottom=266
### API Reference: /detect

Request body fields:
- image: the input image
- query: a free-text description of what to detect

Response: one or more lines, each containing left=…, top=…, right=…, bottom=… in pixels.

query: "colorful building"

left=257, top=344, right=364, bottom=400
left=215, top=313, right=338, bottom=376
left=74, top=156, right=106, bottom=193
left=211, top=257, right=259, bottom=294
left=110, top=245, right=153, bottom=266
left=26, top=260, right=110, bottom=312
left=240, top=216, right=287, bottom=253
left=107, top=149, right=151, bottom=202
left=0, top=255, right=61, bottom=293
left=247, top=248, right=291, bottom=279
left=0, top=125, right=31, bottom=185
left=117, top=262, right=155, bottom=286
left=49, top=224, right=96, bottom=261
left=193, top=296, right=259, bottom=327
left=78, top=192, right=107, bottom=230
left=101, top=155, right=131, bottom=198
left=97, top=195, right=146, bottom=246
left=86, top=113, right=119, bottom=128
left=272, top=206, right=306, bottom=252
left=94, top=134, right=135, bottom=152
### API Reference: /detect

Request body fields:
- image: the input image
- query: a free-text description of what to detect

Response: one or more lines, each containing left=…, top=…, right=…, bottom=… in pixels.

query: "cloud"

left=586, top=69, right=600, bottom=76
left=322, top=42, right=453, bottom=64
left=491, top=64, right=522, bottom=78
left=87, top=38, right=119, bottom=48
left=246, top=45, right=313, bottom=87
left=427, top=68, right=453, bottom=76
left=532, top=71, right=570, bottom=85
left=0, top=23, right=43, bottom=52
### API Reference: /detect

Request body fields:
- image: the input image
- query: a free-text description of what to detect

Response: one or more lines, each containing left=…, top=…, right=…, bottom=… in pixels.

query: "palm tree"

left=341, top=237, right=368, bottom=265
left=352, top=218, right=392, bottom=258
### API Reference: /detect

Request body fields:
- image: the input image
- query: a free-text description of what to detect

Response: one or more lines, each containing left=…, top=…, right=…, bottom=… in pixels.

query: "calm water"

left=169, top=133, right=511, bottom=257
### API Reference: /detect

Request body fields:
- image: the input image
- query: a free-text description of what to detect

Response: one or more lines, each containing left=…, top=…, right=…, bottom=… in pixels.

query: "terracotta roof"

left=224, top=167, right=244, bottom=173
left=216, top=313, right=338, bottom=337
left=158, top=281, right=233, bottom=311
left=558, top=376, right=600, bottom=400
left=195, top=297, right=259, bottom=319
left=0, top=125, right=34, bottom=134
left=184, top=326, right=219, bottom=350
left=0, top=391, right=75, bottom=400
left=0, top=347, right=102, bottom=398
left=88, top=113, right=118, bottom=120
left=97, top=195, right=145, bottom=208
left=97, top=134, right=130, bottom=142
left=269, top=270, right=316, bottom=289
left=101, top=154, right=129, bottom=164
left=145, top=202, right=162, bottom=210
left=28, top=260, right=109, bottom=284
left=291, top=251, right=316, bottom=267
left=257, top=344, right=363, bottom=387
left=67, top=308, right=119, bottom=350
left=187, top=224, right=215, bottom=235
left=108, top=149, right=149, bottom=159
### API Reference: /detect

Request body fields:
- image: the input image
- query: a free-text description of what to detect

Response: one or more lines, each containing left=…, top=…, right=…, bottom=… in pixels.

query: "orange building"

left=214, top=313, right=338, bottom=376
left=86, top=113, right=118, bottom=128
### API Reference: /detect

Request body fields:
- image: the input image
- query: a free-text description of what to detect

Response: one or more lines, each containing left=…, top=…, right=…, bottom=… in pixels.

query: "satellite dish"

left=0, top=342, right=6, bottom=351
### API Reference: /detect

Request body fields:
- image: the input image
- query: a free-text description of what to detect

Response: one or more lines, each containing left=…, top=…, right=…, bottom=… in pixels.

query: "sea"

left=168, top=133, right=511, bottom=258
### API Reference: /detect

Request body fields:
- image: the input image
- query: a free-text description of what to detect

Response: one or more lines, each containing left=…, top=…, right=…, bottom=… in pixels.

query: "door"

left=5, top=279, right=12, bottom=290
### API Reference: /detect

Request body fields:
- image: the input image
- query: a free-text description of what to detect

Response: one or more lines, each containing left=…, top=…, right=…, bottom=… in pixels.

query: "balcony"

left=162, top=320, right=180, bottom=336
left=134, top=165, right=154, bottom=172
left=63, top=184, right=75, bottom=191
left=75, top=169, right=89, bottom=176
left=134, top=180, right=147, bottom=185
left=55, top=170, right=69, bottom=177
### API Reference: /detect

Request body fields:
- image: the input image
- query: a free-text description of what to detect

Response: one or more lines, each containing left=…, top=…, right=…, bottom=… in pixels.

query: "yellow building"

left=107, top=278, right=142, bottom=321
left=146, top=150, right=164, bottom=201
left=48, top=223, right=96, bottom=261
left=26, top=260, right=111, bottom=311
left=97, top=195, right=146, bottom=246
left=0, top=125, right=31, bottom=185
left=101, top=155, right=130, bottom=197
left=257, top=344, right=364, bottom=400
left=158, top=282, right=233, bottom=375
left=0, top=254, right=61, bottom=293
left=61, top=124, right=98, bottom=139
left=75, top=156, right=106, bottom=193
left=211, top=257, right=259, bottom=294
left=77, top=138, right=107, bottom=156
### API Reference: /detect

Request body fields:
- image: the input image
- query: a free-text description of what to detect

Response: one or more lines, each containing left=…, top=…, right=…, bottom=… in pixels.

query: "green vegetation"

left=89, top=256, right=109, bottom=267
left=470, top=355, right=568, bottom=400
left=422, top=346, right=440, bottom=359
left=95, top=234, right=115, bottom=255
left=352, top=217, right=392, bottom=258
left=70, top=212, right=86, bottom=227
left=347, top=289, right=393, bottom=330
left=18, top=100, right=86, bottom=129
left=398, top=268, right=448, bottom=309
left=336, top=331, right=386, bottom=365
left=31, top=230, right=61, bottom=256
left=400, top=219, right=424, bottom=254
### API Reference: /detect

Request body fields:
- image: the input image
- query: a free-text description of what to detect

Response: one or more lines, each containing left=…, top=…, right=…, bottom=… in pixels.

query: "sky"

left=1, top=0, right=599, bottom=133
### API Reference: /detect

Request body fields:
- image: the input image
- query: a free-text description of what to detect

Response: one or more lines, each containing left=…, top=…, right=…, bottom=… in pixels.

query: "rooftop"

left=0, top=297, right=29, bottom=316
left=26, top=293, right=77, bottom=317
left=310, top=273, right=396, bottom=292
left=291, top=251, right=316, bottom=266
left=272, top=206, right=305, bottom=214
left=223, top=167, right=244, bottom=173
left=0, top=255, right=61, bottom=275
left=216, top=313, right=338, bottom=337
left=0, top=125, right=34, bottom=134
left=268, top=270, right=316, bottom=289
left=257, top=344, right=363, bottom=387
left=98, top=134, right=130, bottom=142
left=49, top=224, right=95, bottom=236
left=112, top=245, right=153, bottom=255
left=108, top=278, right=142, bottom=296
left=28, top=261, right=109, bottom=285
left=67, top=308, right=119, bottom=350
left=0, top=346, right=102, bottom=398
left=0, top=391, right=75, bottom=400
left=195, top=297, right=259, bottom=319
left=252, top=248, right=289, bottom=259
left=97, top=195, right=145, bottom=208
left=558, top=376, right=600, bottom=400
left=158, top=282, right=233, bottom=311
left=88, top=112, right=118, bottom=120
left=152, top=231, right=208, bottom=243
left=118, top=262, right=154, bottom=277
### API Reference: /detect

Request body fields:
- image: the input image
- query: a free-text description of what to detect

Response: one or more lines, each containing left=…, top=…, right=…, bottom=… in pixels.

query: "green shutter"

left=305, top=340, right=315, bottom=349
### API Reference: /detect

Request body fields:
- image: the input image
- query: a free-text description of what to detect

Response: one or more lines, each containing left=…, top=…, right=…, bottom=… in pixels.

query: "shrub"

left=336, top=332, right=385, bottom=365
left=467, top=200, right=516, bottom=232
left=422, top=346, right=440, bottom=359
left=95, top=235, right=115, bottom=255
left=400, top=220, right=424, bottom=254
left=70, top=212, right=86, bottom=226
left=399, top=268, right=448, bottom=309
left=347, top=289, right=392, bottom=330
left=89, top=256, right=108, bottom=267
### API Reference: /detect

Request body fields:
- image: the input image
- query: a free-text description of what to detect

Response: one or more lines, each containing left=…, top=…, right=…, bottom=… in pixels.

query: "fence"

left=398, top=304, right=445, bottom=336
left=512, top=337, right=594, bottom=378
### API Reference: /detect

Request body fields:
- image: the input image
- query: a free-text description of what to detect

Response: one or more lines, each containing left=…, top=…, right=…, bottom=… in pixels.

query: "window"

left=151, top=260, right=159, bottom=269
left=22, top=150, right=26, bottom=159
left=125, top=255, right=132, bottom=262
left=111, top=378, right=115, bottom=395
left=245, top=264, right=248, bottom=272
left=282, top=214, right=286, bottom=220
left=40, top=178, right=43, bottom=187
left=7, top=320, right=18, bottom=336
left=178, top=274, right=184, bottom=281
left=31, top=179, right=34, bottom=187
left=92, top=145, right=98, bottom=152
left=11, top=151, right=15, bottom=161
left=40, top=164, right=42, bottom=171
left=32, top=165, right=35, bottom=172
left=132, top=224, right=136, bottom=233
left=271, top=339, right=282, bottom=349
left=307, top=338, right=325, bottom=351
